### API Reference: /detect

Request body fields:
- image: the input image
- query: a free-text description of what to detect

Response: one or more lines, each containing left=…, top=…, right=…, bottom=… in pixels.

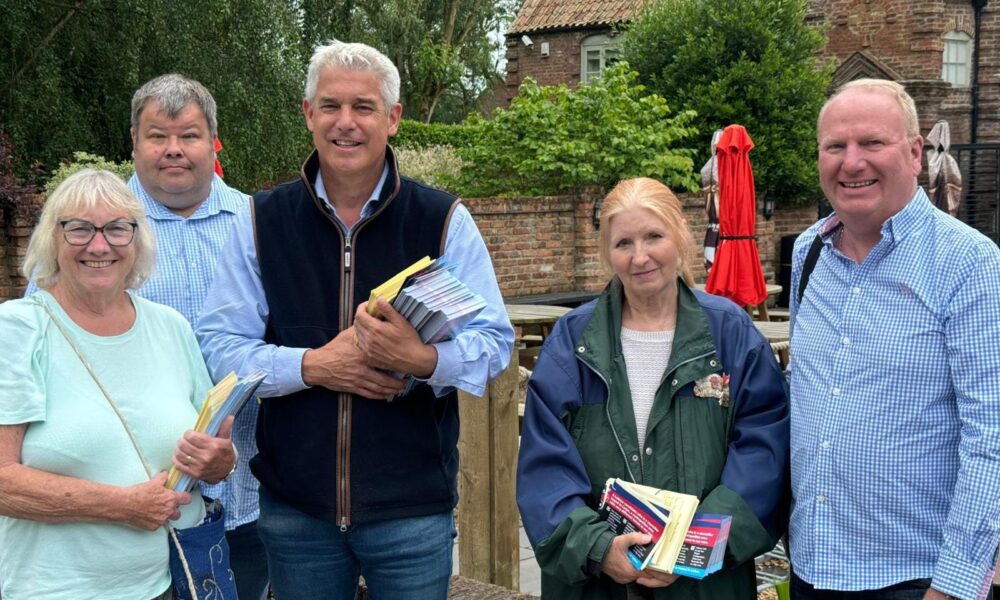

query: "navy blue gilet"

left=250, top=149, right=461, bottom=526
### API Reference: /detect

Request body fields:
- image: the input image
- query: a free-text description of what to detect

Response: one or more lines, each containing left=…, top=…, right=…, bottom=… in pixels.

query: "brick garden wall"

left=468, top=191, right=798, bottom=300
left=0, top=192, right=812, bottom=303
left=0, top=194, right=42, bottom=301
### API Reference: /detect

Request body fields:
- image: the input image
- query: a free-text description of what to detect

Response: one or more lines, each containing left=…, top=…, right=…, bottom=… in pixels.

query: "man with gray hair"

left=788, top=78, right=1000, bottom=600
left=197, top=41, right=513, bottom=599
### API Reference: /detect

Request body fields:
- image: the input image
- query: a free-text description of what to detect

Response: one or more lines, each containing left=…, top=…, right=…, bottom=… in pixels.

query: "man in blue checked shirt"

left=789, top=78, right=1000, bottom=600
left=27, top=74, right=269, bottom=600
left=196, top=41, right=514, bottom=600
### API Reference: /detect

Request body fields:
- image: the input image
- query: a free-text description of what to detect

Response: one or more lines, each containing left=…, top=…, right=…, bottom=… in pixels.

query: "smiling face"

left=55, top=203, right=137, bottom=302
left=817, top=88, right=923, bottom=229
left=131, top=100, right=215, bottom=217
left=303, top=67, right=402, bottom=189
left=608, top=207, right=680, bottom=305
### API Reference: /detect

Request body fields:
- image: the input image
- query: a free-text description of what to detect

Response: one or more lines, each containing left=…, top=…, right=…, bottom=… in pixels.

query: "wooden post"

left=457, top=349, right=520, bottom=590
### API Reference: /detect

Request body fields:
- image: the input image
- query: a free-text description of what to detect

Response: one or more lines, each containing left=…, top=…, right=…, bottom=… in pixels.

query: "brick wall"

left=503, top=28, right=610, bottom=106
left=0, top=193, right=43, bottom=301
left=0, top=191, right=814, bottom=304
left=468, top=191, right=803, bottom=300
left=810, top=0, right=1000, bottom=143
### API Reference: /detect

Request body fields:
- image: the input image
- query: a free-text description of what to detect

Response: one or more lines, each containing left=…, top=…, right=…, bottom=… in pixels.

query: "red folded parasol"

left=213, top=135, right=224, bottom=178
left=704, top=124, right=767, bottom=307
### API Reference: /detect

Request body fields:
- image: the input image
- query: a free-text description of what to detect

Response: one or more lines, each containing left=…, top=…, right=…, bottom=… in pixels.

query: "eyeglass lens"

left=61, top=220, right=137, bottom=246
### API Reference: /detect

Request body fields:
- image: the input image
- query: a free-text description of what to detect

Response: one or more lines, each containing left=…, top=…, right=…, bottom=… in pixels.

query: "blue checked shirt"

left=788, top=188, right=1000, bottom=600
left=29, top=174, right=261, bottom=531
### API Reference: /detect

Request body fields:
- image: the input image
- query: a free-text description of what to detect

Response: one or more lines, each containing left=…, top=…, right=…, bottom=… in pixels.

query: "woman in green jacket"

left=516, top=177, right=789, bottom=599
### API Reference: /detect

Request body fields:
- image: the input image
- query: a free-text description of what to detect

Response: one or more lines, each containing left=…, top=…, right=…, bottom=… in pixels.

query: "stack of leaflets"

left=673, top=513, right=732, bottom=578
left=597, top=478, right=729, bottom=578
left=166, top=370, right=266, bottom=493
left=368, top=256, right=486, bottom=344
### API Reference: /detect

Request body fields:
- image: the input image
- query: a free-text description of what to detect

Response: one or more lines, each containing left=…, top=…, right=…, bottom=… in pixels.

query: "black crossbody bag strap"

left=797, top=235, right=824, bottom=305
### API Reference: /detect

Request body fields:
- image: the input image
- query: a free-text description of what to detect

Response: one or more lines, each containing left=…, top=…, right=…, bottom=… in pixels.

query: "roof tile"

left=508, top=0, right=642, bottom=34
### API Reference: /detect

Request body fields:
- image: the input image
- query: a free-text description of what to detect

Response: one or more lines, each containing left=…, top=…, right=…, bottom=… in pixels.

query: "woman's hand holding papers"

left=171, top=416, right=237, bottom=484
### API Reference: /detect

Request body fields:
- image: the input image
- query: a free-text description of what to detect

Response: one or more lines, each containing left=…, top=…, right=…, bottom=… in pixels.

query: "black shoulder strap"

left=797, top=235, right=824, bottom=304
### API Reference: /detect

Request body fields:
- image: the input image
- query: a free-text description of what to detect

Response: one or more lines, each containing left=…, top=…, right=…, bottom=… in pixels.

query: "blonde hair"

left=23, top=169, right=155, bottom=290
left=818, top=78, right=919, bottom=141
left=598, top=177, right=695, bottom=287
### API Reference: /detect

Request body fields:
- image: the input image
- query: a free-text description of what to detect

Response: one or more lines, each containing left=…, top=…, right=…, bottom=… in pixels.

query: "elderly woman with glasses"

left=0, top=169, right=236, bottom=600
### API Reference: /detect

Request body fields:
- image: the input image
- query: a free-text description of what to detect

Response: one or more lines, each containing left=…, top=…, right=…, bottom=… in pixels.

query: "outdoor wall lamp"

left=592, top=198, right=602, bottom=230
left=763, top=195, right=775, bottom=220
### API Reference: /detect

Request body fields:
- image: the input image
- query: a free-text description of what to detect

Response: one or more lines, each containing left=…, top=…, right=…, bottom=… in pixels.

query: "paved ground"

left=452, top=523, right=541, bottom=596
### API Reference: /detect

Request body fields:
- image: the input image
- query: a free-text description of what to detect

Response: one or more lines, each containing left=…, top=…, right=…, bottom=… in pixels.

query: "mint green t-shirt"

left=0, top=291, right=212, bottom=600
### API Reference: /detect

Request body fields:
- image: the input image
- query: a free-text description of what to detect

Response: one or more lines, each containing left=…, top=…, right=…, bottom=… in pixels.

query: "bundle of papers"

left=597, top=478, right=728, bottom=577
left=368, top=256, right=486, bottom=344
left=165, top=370, right=266, bottom=492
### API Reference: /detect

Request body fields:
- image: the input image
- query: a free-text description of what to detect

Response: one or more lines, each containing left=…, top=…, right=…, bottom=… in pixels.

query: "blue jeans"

left=257, top=487, right=455, bottom=600
left=226, top=519, right=269, bottom=600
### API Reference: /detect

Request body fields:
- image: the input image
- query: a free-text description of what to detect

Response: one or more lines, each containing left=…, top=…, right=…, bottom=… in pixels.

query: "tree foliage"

left=451, top=64, right=700, bottom=197
left=1, top=0, right=511, bottom=192
left=299, top=0, right=514, bottom=123
left=1, top=0, right=308, bottom=193
left=620, top=0, right=831, bottom=204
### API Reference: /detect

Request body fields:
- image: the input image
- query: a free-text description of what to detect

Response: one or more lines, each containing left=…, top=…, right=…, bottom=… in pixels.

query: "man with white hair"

left=197, top=42, right=513, bottom=599
left=789, top=78, right=1000, bottom=600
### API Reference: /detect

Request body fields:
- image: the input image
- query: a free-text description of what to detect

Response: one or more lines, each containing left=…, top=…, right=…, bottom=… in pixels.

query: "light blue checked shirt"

left=789, top=188, right=1000, bottom=600
left=196, top=164, right=514, bottom=400
left=29, top=174, right=261, bottom=531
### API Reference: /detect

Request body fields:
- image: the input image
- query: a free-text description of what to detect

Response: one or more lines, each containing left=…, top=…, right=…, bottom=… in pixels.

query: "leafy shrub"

left=45, top=152, right=135, bottom=196
left=395, top=145, right=467, bottom=193
left=621, top=0, right=831, bottom=205
left=394, top=119, right=481, bottom=149
left=451, top=64, right=700, bottom=197
left=0, top=127, right=39, bottom=205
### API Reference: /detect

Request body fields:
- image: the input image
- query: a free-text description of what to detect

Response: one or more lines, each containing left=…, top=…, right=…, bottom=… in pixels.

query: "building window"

left=581, top=34, right=620, bottom=83
left=942, top=31, right=972, bottom=87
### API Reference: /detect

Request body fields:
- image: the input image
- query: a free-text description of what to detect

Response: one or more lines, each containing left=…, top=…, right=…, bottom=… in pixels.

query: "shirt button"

left=832, top=388, right=841, bottom=396
left=631, top=454, right=639, bottom=462
left=842, top=337, right=851, bottom=346
left=820, top=440, right=830, bottom=449
left=817, top=495, right=826, bottom=504
left=645, top=447, right=653, bottom=456
left=852, top=286, right=861, bottom=295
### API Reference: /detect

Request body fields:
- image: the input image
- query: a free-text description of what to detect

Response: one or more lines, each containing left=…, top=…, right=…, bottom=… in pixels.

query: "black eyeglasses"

left=59, top=219, right=138, bottom=247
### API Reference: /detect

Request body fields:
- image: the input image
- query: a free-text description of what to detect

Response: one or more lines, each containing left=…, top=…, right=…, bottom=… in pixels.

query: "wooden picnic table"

left=505, top=304, right=573, bottom=326
left=694, top=283, right=783, bottom=321
left=754, top=320, right=790, bottom=367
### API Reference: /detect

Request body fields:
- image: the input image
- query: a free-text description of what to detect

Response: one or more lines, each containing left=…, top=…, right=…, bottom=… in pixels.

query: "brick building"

left=506, top=0, right=997, bottom=144
left=809, top=0, right=998, bottom=144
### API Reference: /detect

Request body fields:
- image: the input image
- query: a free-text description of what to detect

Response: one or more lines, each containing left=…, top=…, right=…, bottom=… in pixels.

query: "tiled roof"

left=507, top=0, right=642, bottom=34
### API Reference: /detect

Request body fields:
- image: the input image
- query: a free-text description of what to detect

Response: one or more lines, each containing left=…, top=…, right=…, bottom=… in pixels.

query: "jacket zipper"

left=326, top=156, right=401, bottom=533
left=338, top=236, right=353, bottom=532
left=576, top=356, right=638, bottom=484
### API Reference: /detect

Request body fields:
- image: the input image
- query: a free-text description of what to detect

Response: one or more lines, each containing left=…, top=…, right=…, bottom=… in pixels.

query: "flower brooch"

left=694, top=373, right=731, bottom=407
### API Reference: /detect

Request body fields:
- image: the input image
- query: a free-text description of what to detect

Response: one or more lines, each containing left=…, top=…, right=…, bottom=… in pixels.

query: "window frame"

left=942, top=30, right=972, bottom=88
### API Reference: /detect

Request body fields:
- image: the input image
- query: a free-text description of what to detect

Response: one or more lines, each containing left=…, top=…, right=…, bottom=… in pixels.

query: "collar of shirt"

left=128, top=174, right=244, bottom=221
left=818, top=188, right=933, bottom=254
left=313, top=163, right=390, bottom=232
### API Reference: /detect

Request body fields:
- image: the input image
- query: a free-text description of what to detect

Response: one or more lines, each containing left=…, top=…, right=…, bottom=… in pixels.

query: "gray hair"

left=24, top=169, right=156, bottom=290
left=305, top=41, right=401, bottom=110
left=131, top=74, right=218, bottom=135
left=819, top=78, right=920, bottom=141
